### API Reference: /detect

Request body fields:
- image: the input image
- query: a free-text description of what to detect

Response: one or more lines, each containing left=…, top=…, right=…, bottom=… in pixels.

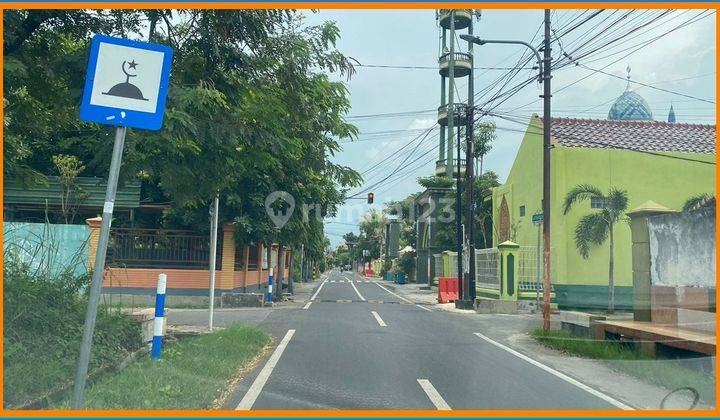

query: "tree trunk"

left=148, top=11, right=159, bottom=41
left=608, top=223, right=615, bottom=314
left=479, top=155, right=484, bottom=175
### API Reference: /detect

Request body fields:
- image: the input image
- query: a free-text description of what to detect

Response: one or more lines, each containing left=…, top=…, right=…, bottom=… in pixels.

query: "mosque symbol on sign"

left=103, top=59, right=149, bottom=101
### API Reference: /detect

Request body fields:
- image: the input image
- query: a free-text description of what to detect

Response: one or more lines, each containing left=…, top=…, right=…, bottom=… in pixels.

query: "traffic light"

left=367, top=193, right=374, bottom=204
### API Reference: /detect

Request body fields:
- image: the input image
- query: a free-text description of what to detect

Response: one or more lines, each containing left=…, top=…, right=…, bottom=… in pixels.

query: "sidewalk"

left=273, top=278, right=321, bottom=307
left=374, top=279, right=477, bottom=314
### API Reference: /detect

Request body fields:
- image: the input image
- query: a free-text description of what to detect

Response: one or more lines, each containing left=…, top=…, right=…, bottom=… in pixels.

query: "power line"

left=355, top=64, right=535, bottom=71
left=570, top=61, right=715, bottom=104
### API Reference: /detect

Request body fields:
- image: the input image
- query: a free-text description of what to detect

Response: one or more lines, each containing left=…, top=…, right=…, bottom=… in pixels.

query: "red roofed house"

left=491, top=113, right=715, bottom=310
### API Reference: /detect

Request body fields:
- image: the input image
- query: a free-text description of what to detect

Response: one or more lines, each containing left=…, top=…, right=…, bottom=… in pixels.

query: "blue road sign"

left=80, top=35, right=173, bottom=131
left=532, top=213, right=543, bottom=224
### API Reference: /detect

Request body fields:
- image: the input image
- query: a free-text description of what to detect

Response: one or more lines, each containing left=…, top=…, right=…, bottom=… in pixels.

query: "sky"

left=301, top=10, right=717, bottom=247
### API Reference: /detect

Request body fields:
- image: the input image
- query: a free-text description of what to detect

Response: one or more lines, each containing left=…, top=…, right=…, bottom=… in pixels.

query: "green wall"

left=493, top=115, right=715, bottom=308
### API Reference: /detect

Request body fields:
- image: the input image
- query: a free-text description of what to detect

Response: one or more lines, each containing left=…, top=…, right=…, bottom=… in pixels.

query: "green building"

left=492, top=103, right=715, bottom=309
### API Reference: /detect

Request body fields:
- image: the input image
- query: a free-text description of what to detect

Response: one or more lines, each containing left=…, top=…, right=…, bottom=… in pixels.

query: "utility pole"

left=466, top=14, right=476, bottom=303
left=208, top=195, right=219, bottom=330
left=542, top=9, right=553, bottom=333
left=455, top=123, right=463, bottom=301
left=465, top=105, right=476, bottom=302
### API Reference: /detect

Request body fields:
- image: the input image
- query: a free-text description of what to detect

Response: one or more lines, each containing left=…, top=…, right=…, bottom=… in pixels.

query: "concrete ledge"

left=220, top=292, right=265, bottom=308
left=475, top=300, right=519, bottom=314
left=560, top=311, right=607, bottom=328
left=560, top=311, right=606, bottom=337
left=130, top=308, right=167, bottom=342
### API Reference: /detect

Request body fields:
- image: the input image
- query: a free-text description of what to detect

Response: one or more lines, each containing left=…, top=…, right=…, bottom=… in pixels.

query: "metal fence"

left=433, top=254, right=444, bottom=278
left=517, top=245, right=554, bottom=292
left=108, top=228, right=221, bottom=270
left=475, top=248, right=500, bottom=290
left=448, top=252, right=458, bottom=277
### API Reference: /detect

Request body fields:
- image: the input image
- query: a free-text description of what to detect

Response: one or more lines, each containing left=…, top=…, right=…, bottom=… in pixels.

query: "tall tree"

left=562, top=184, right=629, bottom=313
left=4, top=10, right=361, bottom=260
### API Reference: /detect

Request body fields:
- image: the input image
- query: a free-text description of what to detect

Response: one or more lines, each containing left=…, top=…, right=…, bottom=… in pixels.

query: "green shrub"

left=3, top=261, right=142, bottom=408
left=398, top=251, right=415, bottom=281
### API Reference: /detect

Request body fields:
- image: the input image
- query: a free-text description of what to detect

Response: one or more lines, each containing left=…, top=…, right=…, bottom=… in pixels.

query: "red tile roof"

left=538, top=116, right=716, bottom=154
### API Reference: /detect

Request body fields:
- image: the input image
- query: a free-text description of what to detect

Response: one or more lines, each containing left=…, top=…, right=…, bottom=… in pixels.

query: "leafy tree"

left=385, top=195, right=417, bottom=249
left=52, top=154, right=88, bottom=224
left=460, top=121, right=496, bottom=175
left=562, top=184, right=629, bottom=313
left=4, top=10, right=361, bottom=261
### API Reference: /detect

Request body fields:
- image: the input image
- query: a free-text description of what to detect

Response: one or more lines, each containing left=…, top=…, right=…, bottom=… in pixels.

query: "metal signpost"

left=208, top=195, right=220, bottom=330
left=72, top=35, right=173, bottom=409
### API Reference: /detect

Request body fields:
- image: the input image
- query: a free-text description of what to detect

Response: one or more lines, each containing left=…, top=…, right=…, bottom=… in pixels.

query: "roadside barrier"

left=437, top=277, right=459, bottom=303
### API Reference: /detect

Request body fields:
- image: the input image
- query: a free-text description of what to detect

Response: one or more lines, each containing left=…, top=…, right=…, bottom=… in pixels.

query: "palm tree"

left=562, top=184, right=629, bottom=313
left=682, top=193, right=715, bottom=212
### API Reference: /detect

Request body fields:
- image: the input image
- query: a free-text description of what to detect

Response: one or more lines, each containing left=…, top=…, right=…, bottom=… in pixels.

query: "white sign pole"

left=208, top=195, right=219, bottom=330
left=72, top=126, right=127, bottom=409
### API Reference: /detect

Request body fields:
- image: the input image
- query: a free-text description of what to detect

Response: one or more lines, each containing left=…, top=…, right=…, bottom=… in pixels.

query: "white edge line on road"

left=374, top=282, right=432, bottom=312
left=302, top=301, right=312, bottom=310
left=417, top=379, right=451, bottom=410
left=310, top=280, right=327, bottom=301
left=473, top=332, right=634, bottom=410
left=349, top=278, right=367, bottom=301
left=236, top=329, right=296, bottom=410
left=371, top=310, right=387, bottom=327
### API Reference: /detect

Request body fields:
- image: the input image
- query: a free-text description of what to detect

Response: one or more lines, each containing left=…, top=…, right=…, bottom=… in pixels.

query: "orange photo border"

left=0, top=2, right=718, bottom=418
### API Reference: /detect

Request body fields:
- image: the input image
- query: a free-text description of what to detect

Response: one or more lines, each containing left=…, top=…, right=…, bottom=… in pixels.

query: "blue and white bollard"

left=267, top=267, right=274, bottom=303
left=151, top=273, right=167, bottom=360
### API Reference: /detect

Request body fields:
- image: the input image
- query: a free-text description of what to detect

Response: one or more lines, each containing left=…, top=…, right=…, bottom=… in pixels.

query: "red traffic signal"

left=367, top=193, right=374, bottom=204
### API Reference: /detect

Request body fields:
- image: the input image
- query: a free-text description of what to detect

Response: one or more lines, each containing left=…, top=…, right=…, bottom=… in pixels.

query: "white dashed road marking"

left=417, top=379, right=451, bottom=410
left=371, top=311, right=387, bottom=327
left=237, top=329, right=296, bottom=410
left=310, top=280, right=327, bottom=301
left=473, top=332, right=634, bottom=410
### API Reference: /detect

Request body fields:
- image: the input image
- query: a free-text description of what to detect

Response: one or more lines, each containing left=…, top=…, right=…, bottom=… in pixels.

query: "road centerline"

left=473, top=332, right=633, bottom=410
left=302, top=301, right=312, bottom=310
left=236, top=329, right=296, bottom=410
left=349, top=278, right=367, bottom=301
left=371, top=311, right=387, bottom=327
left=417, top=379, right=451, bottom=410
left=310, top=280, right=327, bottom=301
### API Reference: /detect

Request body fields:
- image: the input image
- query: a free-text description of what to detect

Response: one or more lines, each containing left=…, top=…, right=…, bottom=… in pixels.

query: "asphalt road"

left=225, top=268, right=630, bottom=410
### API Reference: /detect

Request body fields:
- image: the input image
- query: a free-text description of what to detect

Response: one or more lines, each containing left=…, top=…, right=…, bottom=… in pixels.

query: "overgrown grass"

left=56, top=324, right=269, bottom=409
left=531, top=329, right=716, bottom=404
left=4, top=253, right=142, bottom=408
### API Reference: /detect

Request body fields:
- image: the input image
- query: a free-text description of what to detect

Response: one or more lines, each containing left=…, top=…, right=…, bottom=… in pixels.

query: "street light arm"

left=459, top=34, right=543, bottom=83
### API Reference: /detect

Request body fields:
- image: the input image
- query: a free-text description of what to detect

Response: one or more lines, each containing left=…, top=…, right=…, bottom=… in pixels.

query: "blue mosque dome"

left=608, top=90, right=653, bottom=121
left=607, top=66, right=653, bottom=121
